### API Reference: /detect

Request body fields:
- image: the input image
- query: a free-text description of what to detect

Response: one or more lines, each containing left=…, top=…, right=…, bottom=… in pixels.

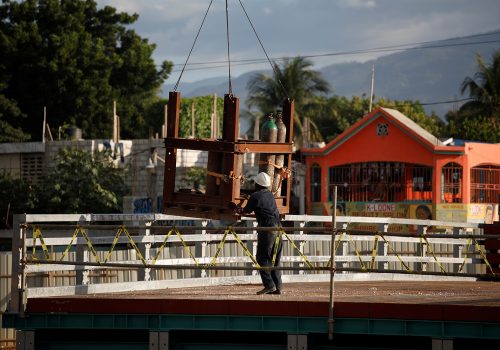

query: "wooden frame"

left=162, top=92, right=294, bottom=220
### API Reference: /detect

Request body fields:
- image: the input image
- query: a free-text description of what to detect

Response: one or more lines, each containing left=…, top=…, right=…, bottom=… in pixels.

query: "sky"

left=97, top=0, right=500, bottom=84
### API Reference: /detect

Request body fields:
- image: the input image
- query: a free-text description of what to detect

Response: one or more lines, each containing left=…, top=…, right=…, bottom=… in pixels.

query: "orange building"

left=302, top=107, right=500, bottom=224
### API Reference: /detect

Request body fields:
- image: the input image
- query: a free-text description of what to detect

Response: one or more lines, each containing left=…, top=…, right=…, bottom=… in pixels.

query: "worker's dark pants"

left=256, top=230, right=283, bottom=290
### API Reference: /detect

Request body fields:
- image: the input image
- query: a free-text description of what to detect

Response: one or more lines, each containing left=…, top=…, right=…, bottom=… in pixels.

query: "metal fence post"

left=9, top=215, right=26, bottom=314
left=328, top=185, right=337, bottom=340
left=298, top=221, right=306, bottom=275
left=378, top=223, right=389, bottom=270
left=251, top=221, right=258, bottom=276
left=342, top=224, right=349, bottom=272
left=453, top=227, right=464, bottom=273
left=75, top=239, right=89, bottom=286
left=137, top=221, right=152, bottom=281
left=196, top=220, right=208, bottom=278
left=416, top=225, right=428, bottom=272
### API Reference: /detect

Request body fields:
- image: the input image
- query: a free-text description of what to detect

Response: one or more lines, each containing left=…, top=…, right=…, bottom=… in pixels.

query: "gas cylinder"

left=272, top=111, right=287, bottom=196
left=259, top=113, right=278, bottom=190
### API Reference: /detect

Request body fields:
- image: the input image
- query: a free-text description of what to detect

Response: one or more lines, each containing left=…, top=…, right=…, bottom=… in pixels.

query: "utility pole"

left=213, top=93, right=218, bottom=138
left=369, top=64, right=375, bottom=113
left=191, top=102, right=195, bottom=138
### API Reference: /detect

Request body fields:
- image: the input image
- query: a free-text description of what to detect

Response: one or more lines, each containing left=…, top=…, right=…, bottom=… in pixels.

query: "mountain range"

left=163, top=31, right=500, bottom=121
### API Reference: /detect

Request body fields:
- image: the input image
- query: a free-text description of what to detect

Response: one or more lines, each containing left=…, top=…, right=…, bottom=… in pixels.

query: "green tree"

left=0, top=0, right=172, bottom=141
left=247, top=57, right=330, bottom=144
left=312, top=95, right=368, bottom=142
left=314, top=95, right=444, bottom=143
left=445, top=51, right=500, bottom=142
left=37, top=148, right=128, bottom=213
left=460, top=51, right=500, bottom=125
left=144, top=95, right=224, bottom=139
left=0, top=94, right=30, bottom=142
left=0, top=174, right=37, bottom=228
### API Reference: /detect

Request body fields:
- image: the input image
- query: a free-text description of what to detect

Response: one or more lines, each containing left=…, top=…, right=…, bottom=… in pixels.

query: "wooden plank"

left=163, top=92, right=181, bottom=206
left=221, top=95, right=240, bottom=205
left=206, top=151, right=223, bottom=196
left=166, top=92, right=180, bottom=138
left=170, top=192, right=222, bottom=207
left=222, top=94, right=239, bottom=142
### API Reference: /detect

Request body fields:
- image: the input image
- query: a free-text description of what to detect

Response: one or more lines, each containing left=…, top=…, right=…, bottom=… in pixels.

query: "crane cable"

left=173, top=0, right=290, bottom=100
left=173, top=0, right=214, bottom=92
left=238, top=0, right=290, bottom=100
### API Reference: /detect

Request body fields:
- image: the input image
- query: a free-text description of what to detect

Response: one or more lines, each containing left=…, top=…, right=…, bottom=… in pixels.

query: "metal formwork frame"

left=162, top=92, right=295, bottom=220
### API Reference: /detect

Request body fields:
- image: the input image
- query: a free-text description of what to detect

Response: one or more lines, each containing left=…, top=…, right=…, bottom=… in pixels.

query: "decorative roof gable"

left=302, top=107, right=446, bottom=156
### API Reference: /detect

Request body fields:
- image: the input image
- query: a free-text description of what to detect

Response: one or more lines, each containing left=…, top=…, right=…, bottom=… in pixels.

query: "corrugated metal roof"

left=380, top=107, right=443, bottom=146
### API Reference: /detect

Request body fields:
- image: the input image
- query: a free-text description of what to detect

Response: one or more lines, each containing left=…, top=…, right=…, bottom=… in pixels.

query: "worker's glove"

left=234, top=207, right=244, bottom=215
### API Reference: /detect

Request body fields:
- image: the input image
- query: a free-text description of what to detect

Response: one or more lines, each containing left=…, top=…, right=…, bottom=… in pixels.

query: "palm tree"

left=246, top=57, right=330, bottom=146
left=460, top=51, right=500, bottom=126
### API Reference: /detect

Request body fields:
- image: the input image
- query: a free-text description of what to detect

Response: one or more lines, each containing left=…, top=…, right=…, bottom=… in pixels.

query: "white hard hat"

left=254, top=172, right=271, bottom=187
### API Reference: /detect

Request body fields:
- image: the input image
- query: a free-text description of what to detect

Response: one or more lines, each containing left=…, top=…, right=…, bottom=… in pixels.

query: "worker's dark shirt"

left=242, top=188, right=280, bottom=227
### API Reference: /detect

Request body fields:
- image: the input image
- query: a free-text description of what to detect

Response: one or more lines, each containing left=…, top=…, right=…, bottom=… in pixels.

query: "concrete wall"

left=0, top=140, right=260, bottom=215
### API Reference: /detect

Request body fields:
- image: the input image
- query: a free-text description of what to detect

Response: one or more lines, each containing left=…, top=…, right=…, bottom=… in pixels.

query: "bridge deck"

left=26, top=280, right=500, bottom=323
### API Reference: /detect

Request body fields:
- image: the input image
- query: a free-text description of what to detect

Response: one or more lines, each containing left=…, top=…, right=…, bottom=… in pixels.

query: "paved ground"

left=25, top=280, right=500, bottom=322
left=72, top=280, right=500, bottom=306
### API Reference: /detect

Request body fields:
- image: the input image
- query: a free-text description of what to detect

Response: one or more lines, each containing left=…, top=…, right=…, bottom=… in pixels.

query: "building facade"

left=0, top=139, right=259, bottom=215
left=302, top=107, right=500, bottom=224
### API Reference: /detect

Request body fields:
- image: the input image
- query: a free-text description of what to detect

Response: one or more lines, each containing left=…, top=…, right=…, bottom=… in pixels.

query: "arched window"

left=471, top=165, right=500, bottom=203
left=442, top=162, right=463, bottom=203
left=310, top=164, right=322, bottom=202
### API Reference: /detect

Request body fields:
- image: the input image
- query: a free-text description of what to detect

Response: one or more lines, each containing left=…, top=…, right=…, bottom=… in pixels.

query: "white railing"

left=7, top=213, right=491, bottom=313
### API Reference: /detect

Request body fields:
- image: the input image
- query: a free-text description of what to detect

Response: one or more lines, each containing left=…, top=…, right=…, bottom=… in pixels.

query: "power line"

left=420, top=98, right=472, bottom=106
left=166, top=32, right=500, bottom=72
left=381, top=97, right=472, bottom=109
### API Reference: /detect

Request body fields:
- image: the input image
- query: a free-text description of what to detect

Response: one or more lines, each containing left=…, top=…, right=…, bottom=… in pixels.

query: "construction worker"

left=235, top=172, right=282, bottom=295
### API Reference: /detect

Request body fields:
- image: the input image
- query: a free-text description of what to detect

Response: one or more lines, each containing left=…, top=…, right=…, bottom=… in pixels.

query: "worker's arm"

left=235, top=194, right=256, bottom=215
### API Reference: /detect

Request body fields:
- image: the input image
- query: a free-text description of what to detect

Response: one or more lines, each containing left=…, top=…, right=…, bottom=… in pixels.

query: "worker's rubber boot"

left=256, top=286, right=276, bottom=295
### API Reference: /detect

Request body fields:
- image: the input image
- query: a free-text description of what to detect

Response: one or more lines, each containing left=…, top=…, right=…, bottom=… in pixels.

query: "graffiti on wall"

left=133, top=196, right=163, bottom=214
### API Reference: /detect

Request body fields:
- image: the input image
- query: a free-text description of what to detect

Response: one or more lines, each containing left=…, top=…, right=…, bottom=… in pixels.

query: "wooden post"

left=163, top=92, right=181, bottom=207
left=221, top=94, right=240, bottom=205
